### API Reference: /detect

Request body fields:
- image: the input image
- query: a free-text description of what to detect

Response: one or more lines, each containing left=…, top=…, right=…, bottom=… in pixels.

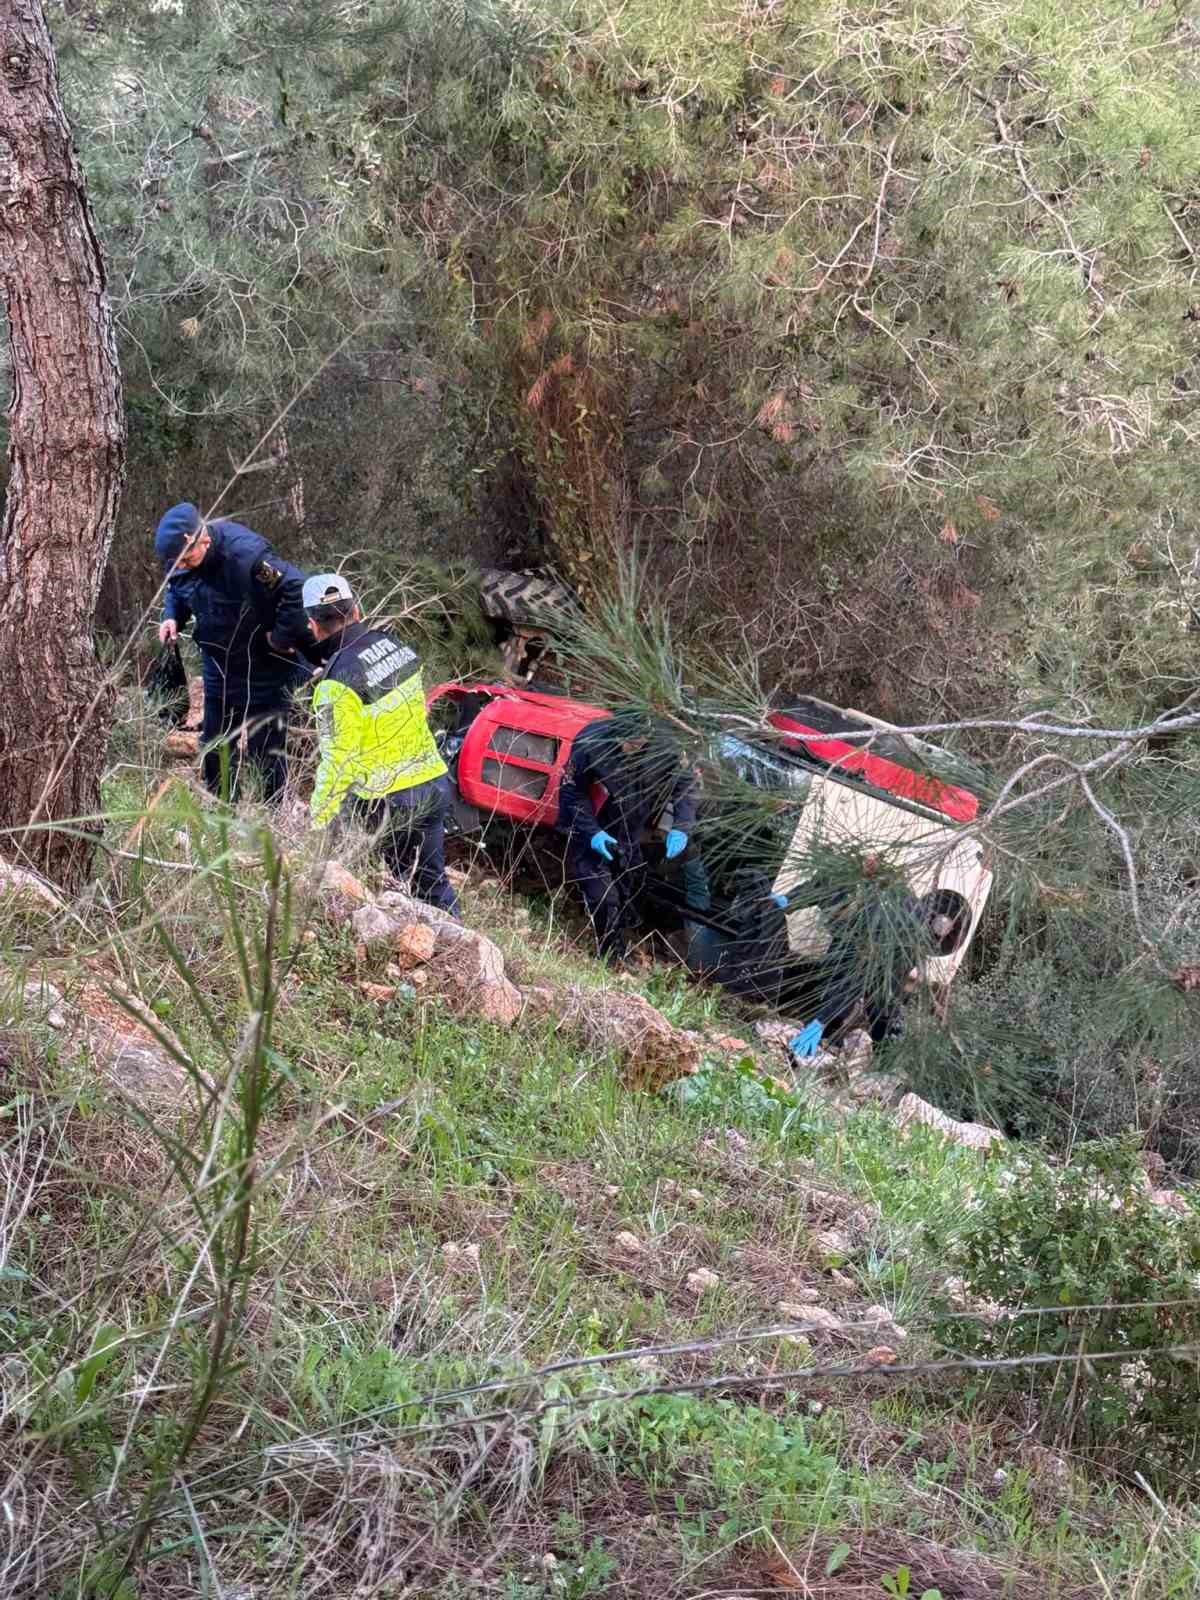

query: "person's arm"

left=670, top=761, right=699, bottom=830
left=159, top=575, right=192, bottom=642
left=251, top=550, right=311, bottom=655
left=310, top=678, right=364, bottom=827
left=557, top=737, right=601, bottom=838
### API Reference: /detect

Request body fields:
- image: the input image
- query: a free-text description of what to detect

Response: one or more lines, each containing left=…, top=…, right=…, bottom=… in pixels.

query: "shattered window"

left=481, top=757, right=549, bottom=800
left=488, top=727, right=559, bottom=765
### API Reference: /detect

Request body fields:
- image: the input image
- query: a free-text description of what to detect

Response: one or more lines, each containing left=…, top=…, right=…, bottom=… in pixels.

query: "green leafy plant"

left=933, top=1138, right=1200, bottom=1475
left=587, top=1392, right=842, bottom=1548
left=879, top=1567, right=942, bottom=1600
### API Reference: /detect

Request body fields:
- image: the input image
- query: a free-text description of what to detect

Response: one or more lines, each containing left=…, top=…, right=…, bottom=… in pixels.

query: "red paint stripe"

left=767, top=714, right=979, bottom=822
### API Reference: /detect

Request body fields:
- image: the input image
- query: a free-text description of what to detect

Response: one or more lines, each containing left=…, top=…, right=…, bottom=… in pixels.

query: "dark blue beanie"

left=155, top=502, right=202, bottom=568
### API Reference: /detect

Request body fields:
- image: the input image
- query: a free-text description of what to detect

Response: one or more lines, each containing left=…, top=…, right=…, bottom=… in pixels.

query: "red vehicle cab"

left=426, top=681, right=609, bottom=827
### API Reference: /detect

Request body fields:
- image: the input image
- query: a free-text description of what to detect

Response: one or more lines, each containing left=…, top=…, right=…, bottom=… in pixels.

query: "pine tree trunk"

left=0, top=1, right=124, bottom=889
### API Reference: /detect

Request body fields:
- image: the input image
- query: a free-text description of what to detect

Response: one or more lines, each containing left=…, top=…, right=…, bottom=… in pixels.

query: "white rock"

left=782, top=1284, right=821, bottom=1305
left=0, top=858, right=65, bottom=915
left=864, top=1304, right=907, bottom=1342
left=894, top=1092, right=1003, bottom=1153
left=814, top=1228, right=852, bottom=1257
left=352, top=903, right=398, bottom=950
left=839, top=1028, right=874, bottom=1073
left=795, top=1306, right=843, bottom=1332
left=614, top=1231, right=645, bottom=1254
left=319, top=861, right=370, bottom=902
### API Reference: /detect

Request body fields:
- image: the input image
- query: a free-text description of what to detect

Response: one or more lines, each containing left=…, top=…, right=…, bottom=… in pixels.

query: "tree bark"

left=0, top=1, right=124, bottom=889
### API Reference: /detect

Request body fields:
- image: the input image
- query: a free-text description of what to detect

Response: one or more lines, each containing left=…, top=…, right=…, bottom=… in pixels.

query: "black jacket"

left=558, top=716, right=697, bottom=843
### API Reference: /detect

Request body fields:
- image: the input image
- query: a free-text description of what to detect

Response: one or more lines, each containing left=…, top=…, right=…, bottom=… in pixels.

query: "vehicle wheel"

left=479, top=567, right=579, bottom=629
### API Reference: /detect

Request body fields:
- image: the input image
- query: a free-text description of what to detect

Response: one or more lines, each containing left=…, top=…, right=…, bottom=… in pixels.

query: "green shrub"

left=932, top=1139, right=1200, bottom=1478
left=585, top=1392, right=842, bottom=1547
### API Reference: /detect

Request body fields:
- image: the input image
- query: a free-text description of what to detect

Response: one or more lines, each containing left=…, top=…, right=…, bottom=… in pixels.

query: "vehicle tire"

left=479, top=568, right=579, bottom=630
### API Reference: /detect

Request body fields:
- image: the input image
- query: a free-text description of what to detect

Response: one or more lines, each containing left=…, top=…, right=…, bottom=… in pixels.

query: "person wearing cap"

left=303, top=575, right=459, bottom=915
left=557, top=708, right=697, bottom=961
left=154, top=502, right=313, bottom=801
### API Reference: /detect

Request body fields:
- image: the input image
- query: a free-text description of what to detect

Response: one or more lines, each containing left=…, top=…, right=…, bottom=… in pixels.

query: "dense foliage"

left=44, top=0, right=1200, bottom=715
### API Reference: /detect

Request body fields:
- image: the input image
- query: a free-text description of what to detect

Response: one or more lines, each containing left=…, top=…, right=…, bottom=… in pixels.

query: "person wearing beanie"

left=154, top=502, right=314, bottom=802
left=302, top=574, right=459, bottom=916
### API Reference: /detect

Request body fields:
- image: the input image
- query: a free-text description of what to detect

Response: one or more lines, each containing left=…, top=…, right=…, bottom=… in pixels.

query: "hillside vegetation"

left=51, top=0, right=1200, bottom=716
left=3, top=0, right=1200, bottom=1592
left=2, top=709, right=1200, bottom=1596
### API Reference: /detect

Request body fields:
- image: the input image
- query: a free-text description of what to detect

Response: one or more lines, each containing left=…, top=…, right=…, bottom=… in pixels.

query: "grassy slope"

left=3, top=750, right=1199, bottom=1600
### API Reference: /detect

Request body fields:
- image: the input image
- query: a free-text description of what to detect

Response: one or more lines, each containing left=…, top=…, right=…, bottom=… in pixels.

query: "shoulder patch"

left=253, top=559, right=283, bottom=591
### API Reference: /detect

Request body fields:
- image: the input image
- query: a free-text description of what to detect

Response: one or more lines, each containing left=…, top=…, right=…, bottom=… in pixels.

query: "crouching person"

left=304, top=574, right=459, bottom=916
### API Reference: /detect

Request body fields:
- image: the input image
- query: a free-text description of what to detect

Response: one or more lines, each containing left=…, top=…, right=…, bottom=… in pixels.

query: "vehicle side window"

left=482, top=757, right=550, bottom=799
left=488, top=727, right=559, bottom=765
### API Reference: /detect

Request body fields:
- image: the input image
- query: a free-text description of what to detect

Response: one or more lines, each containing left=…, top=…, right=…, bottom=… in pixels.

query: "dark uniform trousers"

left=565, top=833, right=648, bottom=960
left=354, top=775, right=459, bottom=916
left=201, top=684, right=290, bottom=802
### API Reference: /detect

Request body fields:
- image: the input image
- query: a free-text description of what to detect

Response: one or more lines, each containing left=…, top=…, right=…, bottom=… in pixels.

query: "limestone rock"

left=0, top=859, right=65, bottom=917
left=839, top=1028, right=874, bottom=1074
left=360, top=981, right=397, bottom=1003
left=754, top=1019, right=804, bottom=1054
left=431, top=922, right=507, bottom=987
left=164, top=730, right=199, bottom=759
left=793, top=1306, right=842, bottom=1333
left=18, top=975, right=190, bottom=1101
left=377, top=888, right=457, bottom=929
left=351, top=903, right=437, bottom=968
left=564, top=986, right=701, bottom=1091
left=425, top=922, right=523, bottom=1025
left=614, top=1231, right=645, bottom=1254
left=813, top=1228, right=852, bottom=1258
left=686, top=1267, right=720, bottom=1295
left=521, top=983, right=560, bottom=1017
left=707, top=1032, right=751, bottom=1055
left=352, top=903, right=398, bottom=953
left=863, top=1345, right=899, bottom=1366
left=895, top=1092, right=1003, bottom=1153
left=847, top=1071, right=905, bottom=1105
left=781, top=1283, right=820, bottom=1305
left=863, top=1304, right=907, bottom=1343
left=356, top=898, right=521, bottom=1024
left=322, top=861, right=370, bottom=902
left=394, top=922, right=436, bottom=968
left=474, top=979, right=523, bottom=1026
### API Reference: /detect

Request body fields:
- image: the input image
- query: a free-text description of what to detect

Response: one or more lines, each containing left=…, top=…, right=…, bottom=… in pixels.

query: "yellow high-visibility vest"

left=310, top=624, right=445, bottom=827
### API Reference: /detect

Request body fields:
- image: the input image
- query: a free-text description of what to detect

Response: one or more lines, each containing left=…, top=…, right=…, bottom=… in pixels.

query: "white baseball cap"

left=302, top=572, right=354, bottom=610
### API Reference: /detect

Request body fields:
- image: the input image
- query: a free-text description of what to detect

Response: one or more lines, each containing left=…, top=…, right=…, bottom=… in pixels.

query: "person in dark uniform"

left=557, top=710, right=697, bottom=961
left=155, top=502, right=313, bottom=802
left=771, top=861, right=953, bottom=1053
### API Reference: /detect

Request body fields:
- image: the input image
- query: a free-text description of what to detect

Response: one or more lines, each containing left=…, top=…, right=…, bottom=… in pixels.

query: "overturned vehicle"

left=427, top=677, right=993, bottom=1035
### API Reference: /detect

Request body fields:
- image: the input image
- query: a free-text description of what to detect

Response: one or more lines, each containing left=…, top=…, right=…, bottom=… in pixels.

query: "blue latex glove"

left=664, top=829, right=688, bottom=860
left=770, top=891, right=789, bottom=909
left=787, top=1020, right=824, bottom=1060
left=590, top=830, right=617, bottom=861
